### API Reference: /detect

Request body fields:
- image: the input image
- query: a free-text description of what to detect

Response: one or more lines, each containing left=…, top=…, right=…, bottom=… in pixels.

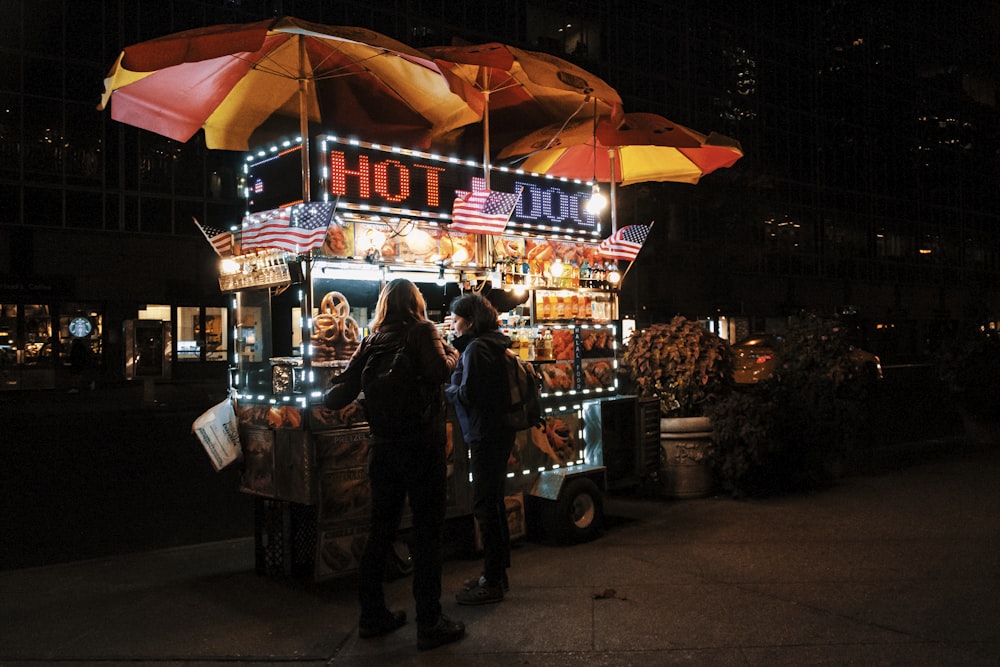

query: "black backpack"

left=360, top=331, right=435, bottom=439
left=504, top=350, right=544, bottom=431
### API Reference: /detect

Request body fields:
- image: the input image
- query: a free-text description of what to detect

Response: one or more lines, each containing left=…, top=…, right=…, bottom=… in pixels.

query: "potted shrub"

left=709, top=312, right=875, bottom=497
left=621, top=316, right=733, bottom=497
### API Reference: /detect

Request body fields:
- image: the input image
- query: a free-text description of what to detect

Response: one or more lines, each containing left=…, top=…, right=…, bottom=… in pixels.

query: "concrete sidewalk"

left=2, top=437, right=998, bottom=666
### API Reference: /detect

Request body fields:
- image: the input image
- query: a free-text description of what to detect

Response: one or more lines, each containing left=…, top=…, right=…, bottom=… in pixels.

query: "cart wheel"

left=541, top=477, right=604, bottom=544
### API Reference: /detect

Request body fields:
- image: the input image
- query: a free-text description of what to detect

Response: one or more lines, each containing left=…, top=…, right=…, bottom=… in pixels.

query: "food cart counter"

left=216, top=135, right=660, bottom=580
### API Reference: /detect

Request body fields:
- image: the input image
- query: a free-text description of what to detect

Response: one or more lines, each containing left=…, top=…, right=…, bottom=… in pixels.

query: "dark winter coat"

left=325, top=320, right=454, bottom=441
left=445, top=329, right=513, bottom=444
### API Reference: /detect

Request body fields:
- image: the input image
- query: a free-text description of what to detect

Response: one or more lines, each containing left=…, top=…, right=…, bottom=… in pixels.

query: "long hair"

left=449, top=293, right=499, bottom=337
left=370, top=278, right=428, bottom=332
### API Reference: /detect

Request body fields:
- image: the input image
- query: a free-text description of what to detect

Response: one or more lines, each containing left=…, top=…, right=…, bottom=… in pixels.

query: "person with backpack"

left=324, top=278, right=464, bottom=651
left=444, top=293, right=516, bottom=606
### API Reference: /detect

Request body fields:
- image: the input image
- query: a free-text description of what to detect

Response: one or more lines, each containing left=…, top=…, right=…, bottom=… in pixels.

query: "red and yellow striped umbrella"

left=500, top=112, right=743, bottom=186
left=99, top=17, right=482, bottom=152
left=423, top=42, right=623, bottom=167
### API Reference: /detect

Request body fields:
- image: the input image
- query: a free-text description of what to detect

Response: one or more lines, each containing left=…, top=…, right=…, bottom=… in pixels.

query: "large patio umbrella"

left=423, top=42, right=623, bottom=185
left=500, top=112, right=743, bottom=186
left=98, top=17, right=483, bottom=199
left=501, top=111, right=742, bottom=240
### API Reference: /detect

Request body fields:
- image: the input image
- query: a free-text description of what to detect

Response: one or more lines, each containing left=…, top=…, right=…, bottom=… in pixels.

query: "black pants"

left=359, top=435, right=446, bottom=628
left=469, top=432, right=515, bottom=585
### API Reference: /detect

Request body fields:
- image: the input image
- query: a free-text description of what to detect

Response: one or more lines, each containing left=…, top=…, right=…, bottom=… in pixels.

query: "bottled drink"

left=518, top=327, right=531, bottom=360
left=534, top=329, right=546, bottom=360
left=592, top=263, right=605, bottom=289
left=579, top=260, right=591, bottom=288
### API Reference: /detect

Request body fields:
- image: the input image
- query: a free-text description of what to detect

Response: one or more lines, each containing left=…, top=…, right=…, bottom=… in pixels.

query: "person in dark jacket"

left=325, top=278, right=464, bottom=651
left=444, top=293, right=515, bottom=605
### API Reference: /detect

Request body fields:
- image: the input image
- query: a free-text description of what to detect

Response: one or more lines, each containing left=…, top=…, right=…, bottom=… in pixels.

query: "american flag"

left=241, top=202, right=335, bottom=254
left=451, top=185, right=523, bottom=235
left=598, top=224, right=651, bottom=261
left=193, top=217, right=234, bottom=257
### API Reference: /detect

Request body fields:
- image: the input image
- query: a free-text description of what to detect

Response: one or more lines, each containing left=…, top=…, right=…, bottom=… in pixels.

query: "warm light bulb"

left=585, top=184, right=607, bottom=215
left=607, top=267, right=621, bottom=285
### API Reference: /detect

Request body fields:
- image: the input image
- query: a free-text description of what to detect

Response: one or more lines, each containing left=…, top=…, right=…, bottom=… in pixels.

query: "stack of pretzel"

left=312, top=291, right=360, bottom=362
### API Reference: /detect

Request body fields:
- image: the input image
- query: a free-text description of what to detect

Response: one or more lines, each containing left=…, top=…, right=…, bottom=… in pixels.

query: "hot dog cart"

left=224, top=135, right=660, bottom=580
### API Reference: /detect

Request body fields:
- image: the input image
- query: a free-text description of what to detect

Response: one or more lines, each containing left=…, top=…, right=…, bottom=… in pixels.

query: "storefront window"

left=58, top=305, right=103, bottom=368
left=23, top=304, right=52, bottom=367
left=0, top=303, right=62, bottom=389
left=177, top=306, right=201, bottom=361
left=177, top=306, right=229, bottom=362
left=137, top=304, right=171, bottom=321
left=1, top=304, right=18, bottom=388
left=203, top=307, right=228, bottom=361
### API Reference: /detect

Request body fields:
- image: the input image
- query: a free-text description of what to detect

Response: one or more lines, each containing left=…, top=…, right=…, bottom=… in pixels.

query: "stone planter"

left=660, top=416, right=714, bottom=499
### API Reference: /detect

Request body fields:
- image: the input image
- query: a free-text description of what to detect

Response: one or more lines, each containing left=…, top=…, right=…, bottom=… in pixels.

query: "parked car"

left=732, top=333, right=882, bottom=384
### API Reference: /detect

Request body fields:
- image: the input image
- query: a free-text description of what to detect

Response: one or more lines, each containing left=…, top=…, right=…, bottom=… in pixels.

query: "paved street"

left=2, top=435, right=997, bottom=665
left=0, top=363, right=959, bottom=572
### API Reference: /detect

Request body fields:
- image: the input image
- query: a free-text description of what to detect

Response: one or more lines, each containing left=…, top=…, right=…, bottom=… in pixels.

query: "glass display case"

left=222, top=249, right=654, bottom=580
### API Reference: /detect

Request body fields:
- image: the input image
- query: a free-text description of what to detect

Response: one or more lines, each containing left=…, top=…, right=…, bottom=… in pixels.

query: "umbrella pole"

left=299, top=82, right=311, bottom=202
left=609, top=149, right=617, bottom=235
left=483, top=90, right=491, bottom=189
left=480, top=89, right=493, bottom=267
left=303, top=254, right=313, bottom=367
left=298, top=38, right=311, bottom=202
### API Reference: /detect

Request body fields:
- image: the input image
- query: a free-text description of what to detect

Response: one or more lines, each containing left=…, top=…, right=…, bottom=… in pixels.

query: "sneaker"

left=358, top=609, right=406, bottom=639
left=417, top=614, right=465, bottom=651
left=456, top=580, right=504, bottom=605
left=461, top=573, right=509, bottom=592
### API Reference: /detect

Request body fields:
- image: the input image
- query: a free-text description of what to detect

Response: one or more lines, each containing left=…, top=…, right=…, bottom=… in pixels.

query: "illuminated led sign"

left=244, top=136, right=604, bottom=239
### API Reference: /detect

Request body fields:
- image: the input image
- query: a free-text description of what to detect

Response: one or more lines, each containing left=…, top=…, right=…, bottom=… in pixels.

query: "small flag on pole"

left=193, top=217, right=234, bottom=257
left=598, top=224, right=651, bottom=261
left=451, top=186, right=523, bottom=235
left=241, top=202, right=335, bottom=254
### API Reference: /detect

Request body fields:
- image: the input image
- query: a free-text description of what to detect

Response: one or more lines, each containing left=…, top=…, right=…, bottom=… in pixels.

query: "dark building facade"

left=2, top=0, right=998, bottom=391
